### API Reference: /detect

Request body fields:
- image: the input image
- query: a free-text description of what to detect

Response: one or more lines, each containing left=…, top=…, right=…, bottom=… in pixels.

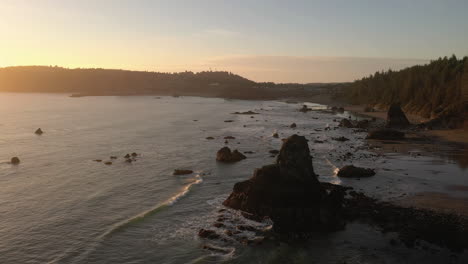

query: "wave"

left=48, top=175, right=204, bottom=264
left=100, top=174, right=203, bottom=238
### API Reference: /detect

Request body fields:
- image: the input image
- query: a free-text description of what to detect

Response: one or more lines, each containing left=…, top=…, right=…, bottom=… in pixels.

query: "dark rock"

left=110, top=156, right=117, bottom=159
left=367, top=129, right=405, bottom=140
left=332, top=136, right=349, bottom=142
left=198, top=229, right=220, bottom=239
left=94, top=159, right=102, bottom=162
left=104, top=161, right=112, bottom=165
left=223, top=135, right=344, bottom=233
left=131, top=152, right=138, bottom=157
left=213, top=222, right=225, bottom=228
left=337, top=165, right=375, bottom=178
left=173, top=169, right=193, bottom=175
left=125, top=159, right=133, bottom=163
left=10, top=157, right=20, bottom=164
left=272, top=132, right=279, bottom=138
left=216, top=147, right=246, bottom=163
left=232, top=110, right=259, bottom=115
left=224, top=136, right=236, bottom=139
left=224, top=120, right=234, bottom=123
left=35, top=128, right=44, bottom=135
left=244, top=151, right=254, bottom=154
left=206, top=136, right=214, bottom=140
left=299, top=105, right=312, bottom=112
left=339, top=119, right=354, bottom=128
left=386, top=104, right=410, bottom=128
left=124, top=154, right=131, bottom=158
left=290, top=123, right=297, bottom=128
left=364, top=106, right=374, bottom=112
left=269, top=149, right=280, bottom=155
left=356, top=120, right=369, bottom=129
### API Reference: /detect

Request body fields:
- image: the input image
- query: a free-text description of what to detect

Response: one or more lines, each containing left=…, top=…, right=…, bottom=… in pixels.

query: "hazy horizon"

left=1, top=0, right=467, bottom=82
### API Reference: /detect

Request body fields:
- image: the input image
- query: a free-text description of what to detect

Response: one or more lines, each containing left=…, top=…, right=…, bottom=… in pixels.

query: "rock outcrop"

left=386, top=104, right=410, bottom=128
left=337, top=165, right=375, bottom=178
left=35, top=128, right=44, bottom=135
left=216, top=147, right=246, bottom=162
left=10, top=157, right=20, bottom=164
left=223, top=135, right=344, bottom=233
left=173, top=169, right=193, bottom=175
left=367, top=129, right=405, bottom=140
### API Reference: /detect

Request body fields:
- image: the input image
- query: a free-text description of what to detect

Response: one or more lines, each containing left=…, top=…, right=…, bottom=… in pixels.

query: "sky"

left=0, top=0, right=467, bottom=83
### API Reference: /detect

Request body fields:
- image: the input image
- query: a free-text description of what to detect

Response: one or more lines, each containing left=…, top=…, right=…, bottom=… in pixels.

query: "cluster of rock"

left=93, top=152, right=139, bottom=165
left=216, top=147, right=246, bottom=163
left=338, top=119, right=370, bottom=129
left=223, top=135, right=345, bottom=232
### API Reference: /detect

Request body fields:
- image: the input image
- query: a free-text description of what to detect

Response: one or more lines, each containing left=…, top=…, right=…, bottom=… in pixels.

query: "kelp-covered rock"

left=223, top=135, right=344, bottom=233
left=386, top=104, right=410, bottom=128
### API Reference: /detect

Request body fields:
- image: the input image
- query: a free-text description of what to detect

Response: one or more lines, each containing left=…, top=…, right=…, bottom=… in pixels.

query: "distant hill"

left=0, top=66, right=257, bottom=98
left=0, top=66, right=343, bottom=100
left=338, top=55, right=468, bottom=127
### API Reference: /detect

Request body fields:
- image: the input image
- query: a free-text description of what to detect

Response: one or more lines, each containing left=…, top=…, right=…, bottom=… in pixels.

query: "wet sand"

left=396, top=192, right=468, bottom=217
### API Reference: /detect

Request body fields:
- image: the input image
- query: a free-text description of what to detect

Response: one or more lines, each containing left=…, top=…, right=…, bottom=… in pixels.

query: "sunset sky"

left=1, top=0, right=467, bottom=83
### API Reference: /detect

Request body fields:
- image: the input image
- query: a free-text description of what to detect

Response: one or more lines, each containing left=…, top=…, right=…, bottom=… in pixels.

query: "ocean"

left=0, top=93, right=466, bottom=264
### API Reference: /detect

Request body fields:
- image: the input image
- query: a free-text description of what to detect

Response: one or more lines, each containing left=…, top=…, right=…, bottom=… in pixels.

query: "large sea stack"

left=223, top=134, right=344, bottom=233
left=386, top=104, right=410, bottom=128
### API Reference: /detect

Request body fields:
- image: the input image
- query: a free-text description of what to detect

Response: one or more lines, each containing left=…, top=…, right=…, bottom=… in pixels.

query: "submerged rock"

left=223, top=135, right=344, bottom=233
left=337, top=165, right=375, bottom=178
left=367, top=129, right=405, bottom=140
left=272, top=132, right=279, bottom=138
left=104, top=161, right=112, bottom=165
left=34, top=128, right=44, bottom=135
left=290, top=123, right=297, bottom=128
left=386, top=104, right=410, bottom=128
left=173, top=169, right=193, bottom=175
left=206, top=136, right=214, bottom=140
left=10, top=157, right=20, bottom=164
left=216, top=147, right=246, bottom=163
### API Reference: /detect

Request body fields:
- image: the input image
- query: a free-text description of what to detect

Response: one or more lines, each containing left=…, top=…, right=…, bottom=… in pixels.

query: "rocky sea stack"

left=35, top=128, right=44, bottom=135
left=386, top=104, right=410, bottom=128
left=216, top=147, right=246, bottom=163
left=223, top=134, right=344, bottom=233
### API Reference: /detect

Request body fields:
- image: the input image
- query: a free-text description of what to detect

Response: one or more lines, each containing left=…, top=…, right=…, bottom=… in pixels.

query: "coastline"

left=303, top=94, right=468, bottom=145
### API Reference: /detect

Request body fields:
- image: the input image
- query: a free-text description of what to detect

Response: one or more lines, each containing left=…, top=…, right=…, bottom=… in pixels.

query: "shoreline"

left=303, top=94, right=468, bottom=145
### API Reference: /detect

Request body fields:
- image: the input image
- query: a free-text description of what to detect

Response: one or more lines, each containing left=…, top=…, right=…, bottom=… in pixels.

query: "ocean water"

left=0, top=93, right=466, bottom=264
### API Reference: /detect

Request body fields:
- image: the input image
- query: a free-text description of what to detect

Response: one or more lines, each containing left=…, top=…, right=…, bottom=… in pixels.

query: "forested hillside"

left=0, top=66, right=259, bottom=98
left=342, top=55, right=468, bottom=121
